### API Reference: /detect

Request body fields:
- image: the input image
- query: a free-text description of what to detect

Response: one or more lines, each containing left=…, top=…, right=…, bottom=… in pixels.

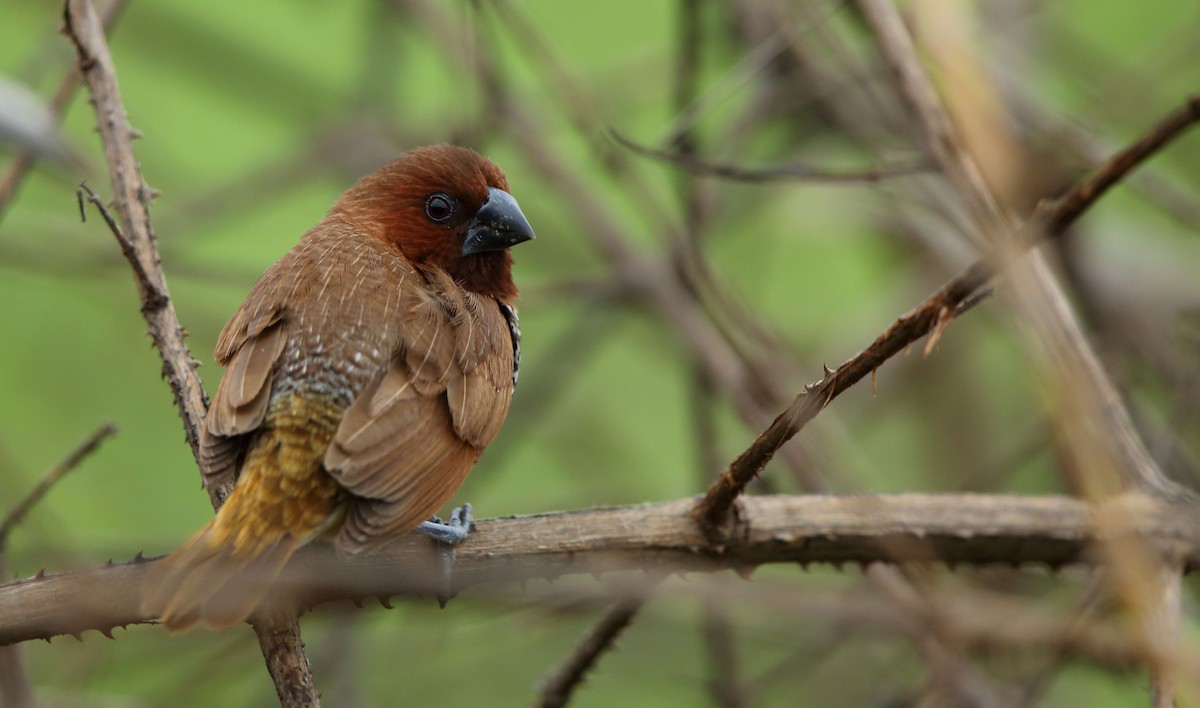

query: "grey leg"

left=413, top=503, right=473, bottom=606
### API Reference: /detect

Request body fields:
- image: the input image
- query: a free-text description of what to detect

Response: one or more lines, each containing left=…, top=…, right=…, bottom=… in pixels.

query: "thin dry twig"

left=532, top=7, right=717, bottom=697
left=63, top=0, right=209, bottom=466
left=694, top=94, right=1200, bottom=538
left=0, top=422, right=114, bottom=708
left=447, top=0, right=829, bottom=498
left=1042, top=97, right=1200, bottom=235
left=0, top=0, right=129, bottom=225
left=0, top=422, right=117, bottom=544
left=614, top=131, right=928, bottom=184
left=701, top=594, right=746, bottom=708
left=536, top=598, right=645, bottom=708
left=62, top=1, right=318, bottom=704
left=856, top=0, right=1004, bottom=235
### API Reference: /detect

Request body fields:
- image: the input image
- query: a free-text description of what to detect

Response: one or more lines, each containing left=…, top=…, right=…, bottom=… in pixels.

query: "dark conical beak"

left=462, top=187, right=536, bottom=257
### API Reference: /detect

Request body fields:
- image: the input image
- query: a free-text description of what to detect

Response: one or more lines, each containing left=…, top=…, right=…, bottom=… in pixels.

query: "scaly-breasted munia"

left=142, top=145, right=534, bottom=630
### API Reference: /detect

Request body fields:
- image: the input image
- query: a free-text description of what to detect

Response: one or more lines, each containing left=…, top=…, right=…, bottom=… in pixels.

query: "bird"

left=141, top=145, right=534, bottom=631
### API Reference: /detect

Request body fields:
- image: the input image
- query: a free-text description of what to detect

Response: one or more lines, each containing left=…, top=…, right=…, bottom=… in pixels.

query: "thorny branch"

left=62, top=1, right=319, bottom=705
left=3, top=492, right=1199, bottom=647
left=63, top=0, right=208, bottom=467
left=694, top=93, right=1200, bottom=539
left=536, top=598, right=646, bottom=708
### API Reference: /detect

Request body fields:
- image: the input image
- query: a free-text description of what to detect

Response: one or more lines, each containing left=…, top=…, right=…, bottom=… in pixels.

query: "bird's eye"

left=424, top=193, right=455, bottom=223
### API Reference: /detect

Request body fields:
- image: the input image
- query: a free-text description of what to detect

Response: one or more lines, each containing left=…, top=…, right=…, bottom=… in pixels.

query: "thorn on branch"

left=924, top=305, right=955, bottom=356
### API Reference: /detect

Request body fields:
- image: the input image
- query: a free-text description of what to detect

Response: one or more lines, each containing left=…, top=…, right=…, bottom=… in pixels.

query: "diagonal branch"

left=0, top=422, right=115, bottom=708
left=0, top=422, right=117, bottom=544
left=694, top=94, right=1200, bottom=539
left=536, top=598, right=646, bottom=708
left=63, top=0, right=209, bottom=469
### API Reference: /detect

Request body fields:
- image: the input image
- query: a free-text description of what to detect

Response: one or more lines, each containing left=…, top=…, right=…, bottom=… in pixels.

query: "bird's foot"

left=415, top=503, right=473, bottom=546
left=414, top=503, right=473, bottom=607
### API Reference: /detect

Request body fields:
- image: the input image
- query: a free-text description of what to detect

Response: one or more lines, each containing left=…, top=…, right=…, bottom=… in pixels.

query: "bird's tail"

left=141, top=433, right=344, bottom=629
left=143, top=394, right=345, bottom=630
left=140, top=511, right=302, bottom=631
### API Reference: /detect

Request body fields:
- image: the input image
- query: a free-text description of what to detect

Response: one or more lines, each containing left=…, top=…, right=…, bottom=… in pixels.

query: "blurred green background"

left=2, top=0, right=1200, bottom=705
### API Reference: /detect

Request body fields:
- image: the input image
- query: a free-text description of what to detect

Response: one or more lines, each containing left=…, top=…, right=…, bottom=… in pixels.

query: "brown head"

left=334, top=145, right=535, bottom=301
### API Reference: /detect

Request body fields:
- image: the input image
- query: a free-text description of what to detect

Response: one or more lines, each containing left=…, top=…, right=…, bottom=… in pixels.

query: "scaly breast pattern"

left=269, top=226, right=413, bottom=412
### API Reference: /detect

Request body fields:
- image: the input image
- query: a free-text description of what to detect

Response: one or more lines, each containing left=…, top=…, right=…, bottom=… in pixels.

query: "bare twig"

left=695, top=94, right=1200, bottom=538
left=62, top=1, right=318, bottom=705
left=1015, top=572, right=1110, bottom=705
left=0, top=0, right=129, bottom=225
left=63, top=0, right=209, bottom=468
left=614, top=131, right=928, bottom=184
left=701, top=595, right=746, bottom=708
left=532, top=9, right=716, bottom=692
left=0, top=422, right=116, bottom=543
left=1041, top=96, right=1200, bottom=235
left=673, top=12, right=749, bottom=701
left=693, top=262, right=971, bottom=537
left=442, top=0, right=827, bottom=495
left=536, top=599, right=645, bottom=708
left=856, top=0, right=1005, bottom=235
left=0, top=422, right=114, bottom=708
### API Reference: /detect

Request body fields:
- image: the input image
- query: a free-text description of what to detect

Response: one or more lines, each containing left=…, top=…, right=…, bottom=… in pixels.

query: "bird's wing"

left=325, top=269, right=515, bottom=554
left=198, top=273, right=289, bottom=494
